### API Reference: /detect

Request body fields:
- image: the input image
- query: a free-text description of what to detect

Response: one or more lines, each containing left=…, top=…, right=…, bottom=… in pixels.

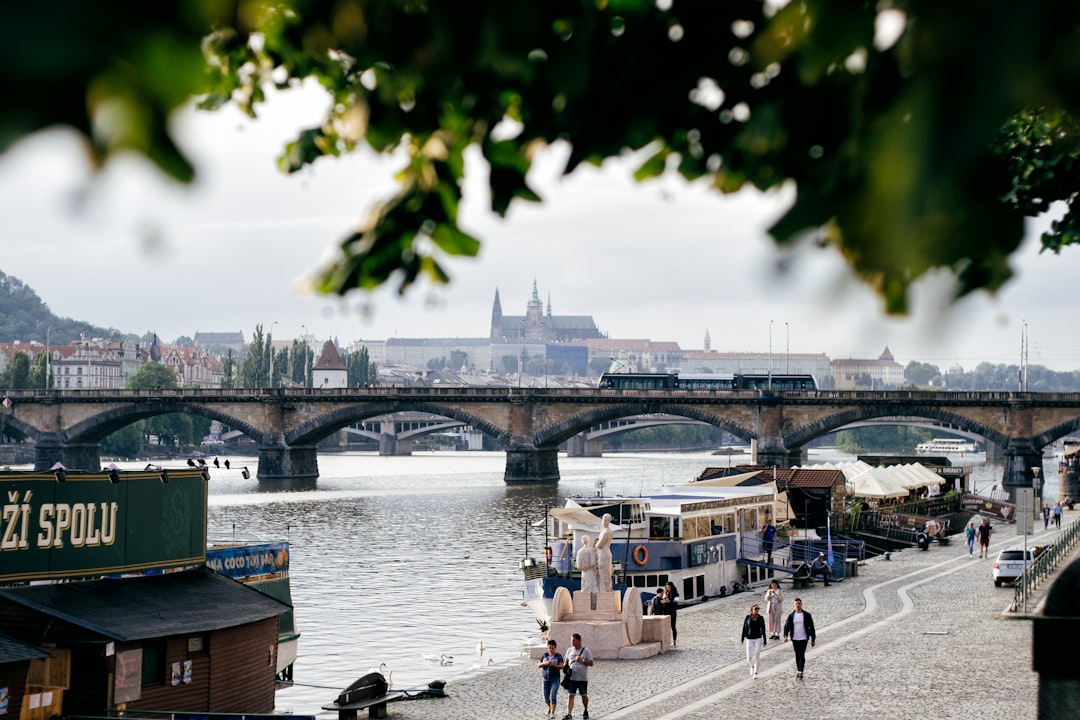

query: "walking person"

left=783, top=597, right=816, bottom=679
left=965, top=522, right=976, bottom=557
left=764, top=580, right=784, bottom=639
left=538, top=640, right=564, bottom=718
left=741, top=603, right=768, bottom=678
left=562, top=633, right=593, bottom=720
left=977, top=518, right=993, bottom=558
left=662, top=581, right=679, bottom=646
left=1042, top=503, right=1050, bottom=530
left=1054, top=501, right=1063, bottom=529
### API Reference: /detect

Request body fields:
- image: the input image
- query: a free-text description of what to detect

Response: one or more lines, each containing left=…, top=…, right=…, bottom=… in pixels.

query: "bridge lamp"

left=46, top=325, right=54, bottom=390
left=301, top=324, right=309, bottom=388
left=1032, top=466, right=1042, bottom=522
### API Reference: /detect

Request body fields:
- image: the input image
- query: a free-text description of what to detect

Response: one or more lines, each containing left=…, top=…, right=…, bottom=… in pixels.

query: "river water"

left=106, top=449, right=1057, bottom=713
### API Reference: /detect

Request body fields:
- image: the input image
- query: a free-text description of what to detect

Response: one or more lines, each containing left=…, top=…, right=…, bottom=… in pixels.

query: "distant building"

left=312, top=340, right=348, bottom=388
left=489, top=281, right=604, bottom=343
left=680, top=351, right=832, bottom=381
left=49, top=337, right=141, bottom=390
left=159, top=345, right=224, bottom=389
left=830, top=346, right=906, bottom=389
left=576, top=339, right=683, bottom=374
left=0, top=341, right=45, bottom=377
left=193, top=331, right=246, bottom=353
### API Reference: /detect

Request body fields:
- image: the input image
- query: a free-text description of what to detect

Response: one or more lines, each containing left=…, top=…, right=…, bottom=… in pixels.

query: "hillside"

left=0, top=270, right=126, bottom=345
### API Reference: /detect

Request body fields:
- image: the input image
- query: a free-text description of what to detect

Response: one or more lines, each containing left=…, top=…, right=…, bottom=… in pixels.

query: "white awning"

left=546, top=506, right=613, bottom=530
left=673, top=470, right=764, bottom=487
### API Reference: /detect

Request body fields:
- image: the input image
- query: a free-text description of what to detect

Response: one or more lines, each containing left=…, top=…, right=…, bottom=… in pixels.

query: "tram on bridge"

left=597, top=372, right=818, bottom=391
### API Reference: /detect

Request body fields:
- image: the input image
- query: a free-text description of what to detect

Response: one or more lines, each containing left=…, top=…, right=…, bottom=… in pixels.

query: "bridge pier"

left=1002, top=440, right=1045, bottom=507
left=504, top=447, right=560, bottom=484
left=565, top=435, right=603, bottom=457
left=256, top=444, right=319, bottom=481
left=379, top=432, right=413, bottom=456
left=34, top=437, right=101, bottom=472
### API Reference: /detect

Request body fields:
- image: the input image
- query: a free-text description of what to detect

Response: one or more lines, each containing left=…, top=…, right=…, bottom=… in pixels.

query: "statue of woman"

left=576, top=536, right=599, bottom=592
left=595, top=514, right=614, bottom=592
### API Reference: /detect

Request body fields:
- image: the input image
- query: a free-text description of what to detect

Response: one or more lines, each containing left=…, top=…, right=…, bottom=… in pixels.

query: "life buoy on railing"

left=633, top=545, right=649, bottom=566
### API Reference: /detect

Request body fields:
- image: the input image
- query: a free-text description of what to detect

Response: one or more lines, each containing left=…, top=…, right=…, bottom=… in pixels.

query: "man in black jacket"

left=783, top=597, right=816, bottom=679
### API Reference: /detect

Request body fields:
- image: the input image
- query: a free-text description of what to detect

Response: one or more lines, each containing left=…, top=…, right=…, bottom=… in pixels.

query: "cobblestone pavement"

left=377, top=517, right=1071, bottom=720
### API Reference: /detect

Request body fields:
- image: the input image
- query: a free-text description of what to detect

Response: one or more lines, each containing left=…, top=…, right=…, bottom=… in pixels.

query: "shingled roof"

left=718, top=465, right=845, bottom=489
left=0, top=632, right=50, bottom=664
left=0, top=567, right=289, bottom=642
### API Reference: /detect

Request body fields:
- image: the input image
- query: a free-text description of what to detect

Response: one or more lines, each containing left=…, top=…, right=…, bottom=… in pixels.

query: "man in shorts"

left=977, top=518, right=993, bottom=558
left=563, top=632, right=594, bottom=720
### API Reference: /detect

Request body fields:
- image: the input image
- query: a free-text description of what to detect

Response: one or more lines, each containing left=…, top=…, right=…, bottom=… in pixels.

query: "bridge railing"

left=1010, top=515, right=1080, bottom=613
left=7, top=387, right=1080, bottom=402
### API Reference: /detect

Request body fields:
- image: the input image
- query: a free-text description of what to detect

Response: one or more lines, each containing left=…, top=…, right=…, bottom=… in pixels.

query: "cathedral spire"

left=490, top=288, right=503, bottom=340
left=529, top=279, right=541, bottom=309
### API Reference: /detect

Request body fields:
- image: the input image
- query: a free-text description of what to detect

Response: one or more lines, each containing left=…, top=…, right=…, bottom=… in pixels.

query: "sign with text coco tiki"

left=0, top=468, right=207, bottom=584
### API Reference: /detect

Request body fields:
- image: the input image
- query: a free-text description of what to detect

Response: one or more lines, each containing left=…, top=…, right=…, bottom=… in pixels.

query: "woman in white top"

left=764, top=580, right=784, bottom=640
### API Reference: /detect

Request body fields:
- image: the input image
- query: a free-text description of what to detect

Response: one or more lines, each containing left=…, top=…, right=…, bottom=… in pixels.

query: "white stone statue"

left=576, top=535, right=599, bottom=592
left=595, top=513, right=614, bottom=592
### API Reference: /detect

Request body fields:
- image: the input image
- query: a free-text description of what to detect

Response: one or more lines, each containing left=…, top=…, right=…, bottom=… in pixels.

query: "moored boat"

left=915, top=438, right=980, bottom=455
left=207, top=532, right=300, bottom=687
left=522, top=477, right=778, bottom=625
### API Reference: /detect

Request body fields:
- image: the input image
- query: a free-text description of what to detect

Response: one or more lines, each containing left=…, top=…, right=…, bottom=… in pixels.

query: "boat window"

left=650, top=517, right=671, bottom=538
left=689, top=541, right=710, bottom=567
left=740, top=507, right=758, bottom=532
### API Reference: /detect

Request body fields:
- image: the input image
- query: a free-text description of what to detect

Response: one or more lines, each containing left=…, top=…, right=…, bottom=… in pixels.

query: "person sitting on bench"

left=810, top=553, right=831, bottom=587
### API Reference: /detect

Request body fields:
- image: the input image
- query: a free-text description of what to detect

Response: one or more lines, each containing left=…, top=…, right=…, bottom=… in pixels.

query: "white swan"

left=422, top=653, right=454, bottom=665
left=467, top=657, right=495, bottom=671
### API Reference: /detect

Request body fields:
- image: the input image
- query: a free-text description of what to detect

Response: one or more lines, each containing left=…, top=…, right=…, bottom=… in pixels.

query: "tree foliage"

left=0, top=271, right=121, bottom=345
left=6, top=3, right=1080, bottom=313
left=346, top=346, right=377, bottom=387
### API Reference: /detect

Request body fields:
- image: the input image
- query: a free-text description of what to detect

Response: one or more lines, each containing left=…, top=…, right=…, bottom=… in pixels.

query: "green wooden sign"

left=0, top=468, right=207, bottom=584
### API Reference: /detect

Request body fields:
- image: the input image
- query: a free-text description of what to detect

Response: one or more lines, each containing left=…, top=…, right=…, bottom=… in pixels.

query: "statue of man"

left=576, top=536, right=599, bottom=592
left=595, top=513, right=614, bottom=592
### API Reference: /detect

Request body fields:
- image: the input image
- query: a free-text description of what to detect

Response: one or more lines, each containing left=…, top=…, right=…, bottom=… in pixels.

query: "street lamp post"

left=768, top=320, right=773, bottom=389
left=301, top=324, right=309, bottom=388
left=1032, top=466, right=1042, bottom=524
left=269, top=321, right=278, bottom=388
left=45, top=325, right=54, bottom=390
left=785, top=322, right=790, bottom=375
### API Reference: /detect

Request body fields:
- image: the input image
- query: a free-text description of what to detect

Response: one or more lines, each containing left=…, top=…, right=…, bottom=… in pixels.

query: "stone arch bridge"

left=3, top=387, right=1080, bottom=492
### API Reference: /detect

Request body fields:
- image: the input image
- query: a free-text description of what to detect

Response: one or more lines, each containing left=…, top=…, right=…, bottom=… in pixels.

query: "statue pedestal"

left=532, top=588, right=664, bottom=660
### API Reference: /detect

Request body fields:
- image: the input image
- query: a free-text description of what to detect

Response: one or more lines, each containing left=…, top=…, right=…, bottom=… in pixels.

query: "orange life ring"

left=633, top=545, right=649, bottom=566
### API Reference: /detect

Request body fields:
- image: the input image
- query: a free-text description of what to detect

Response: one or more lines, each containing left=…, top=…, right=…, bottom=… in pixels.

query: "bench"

left=323, top=672, right=405, bottom=720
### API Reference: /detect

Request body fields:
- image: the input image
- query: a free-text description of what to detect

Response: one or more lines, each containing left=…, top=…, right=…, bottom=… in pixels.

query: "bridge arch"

left=61, top=401, right=264, bottom=445
left=284, top=401, right=509, bottom=447
left=785, top=406, right=1008, bottom=450
left=0, top=413, right=42, bottom=443
left=1034, top=418, right=1080, bottom=449
left=535, top=403, right=755, bottom=448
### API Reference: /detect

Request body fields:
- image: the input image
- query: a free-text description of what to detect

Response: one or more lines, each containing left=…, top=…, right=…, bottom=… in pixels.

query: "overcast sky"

left=3, top=82, right=1079, bottom=373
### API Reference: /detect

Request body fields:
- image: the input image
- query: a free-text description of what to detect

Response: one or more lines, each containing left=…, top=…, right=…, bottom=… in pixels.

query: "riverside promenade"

left=382, top=516, right=1072, bottom=720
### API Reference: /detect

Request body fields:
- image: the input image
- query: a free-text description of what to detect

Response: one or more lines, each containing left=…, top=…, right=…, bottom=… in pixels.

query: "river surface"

left=108, top=449, right=1057, bottom=713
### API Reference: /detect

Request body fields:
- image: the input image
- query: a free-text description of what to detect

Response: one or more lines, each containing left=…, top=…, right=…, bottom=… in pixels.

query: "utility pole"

left=785, top=321, right=790, bottom=375
left=768, top=320, right=773, bottom=389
